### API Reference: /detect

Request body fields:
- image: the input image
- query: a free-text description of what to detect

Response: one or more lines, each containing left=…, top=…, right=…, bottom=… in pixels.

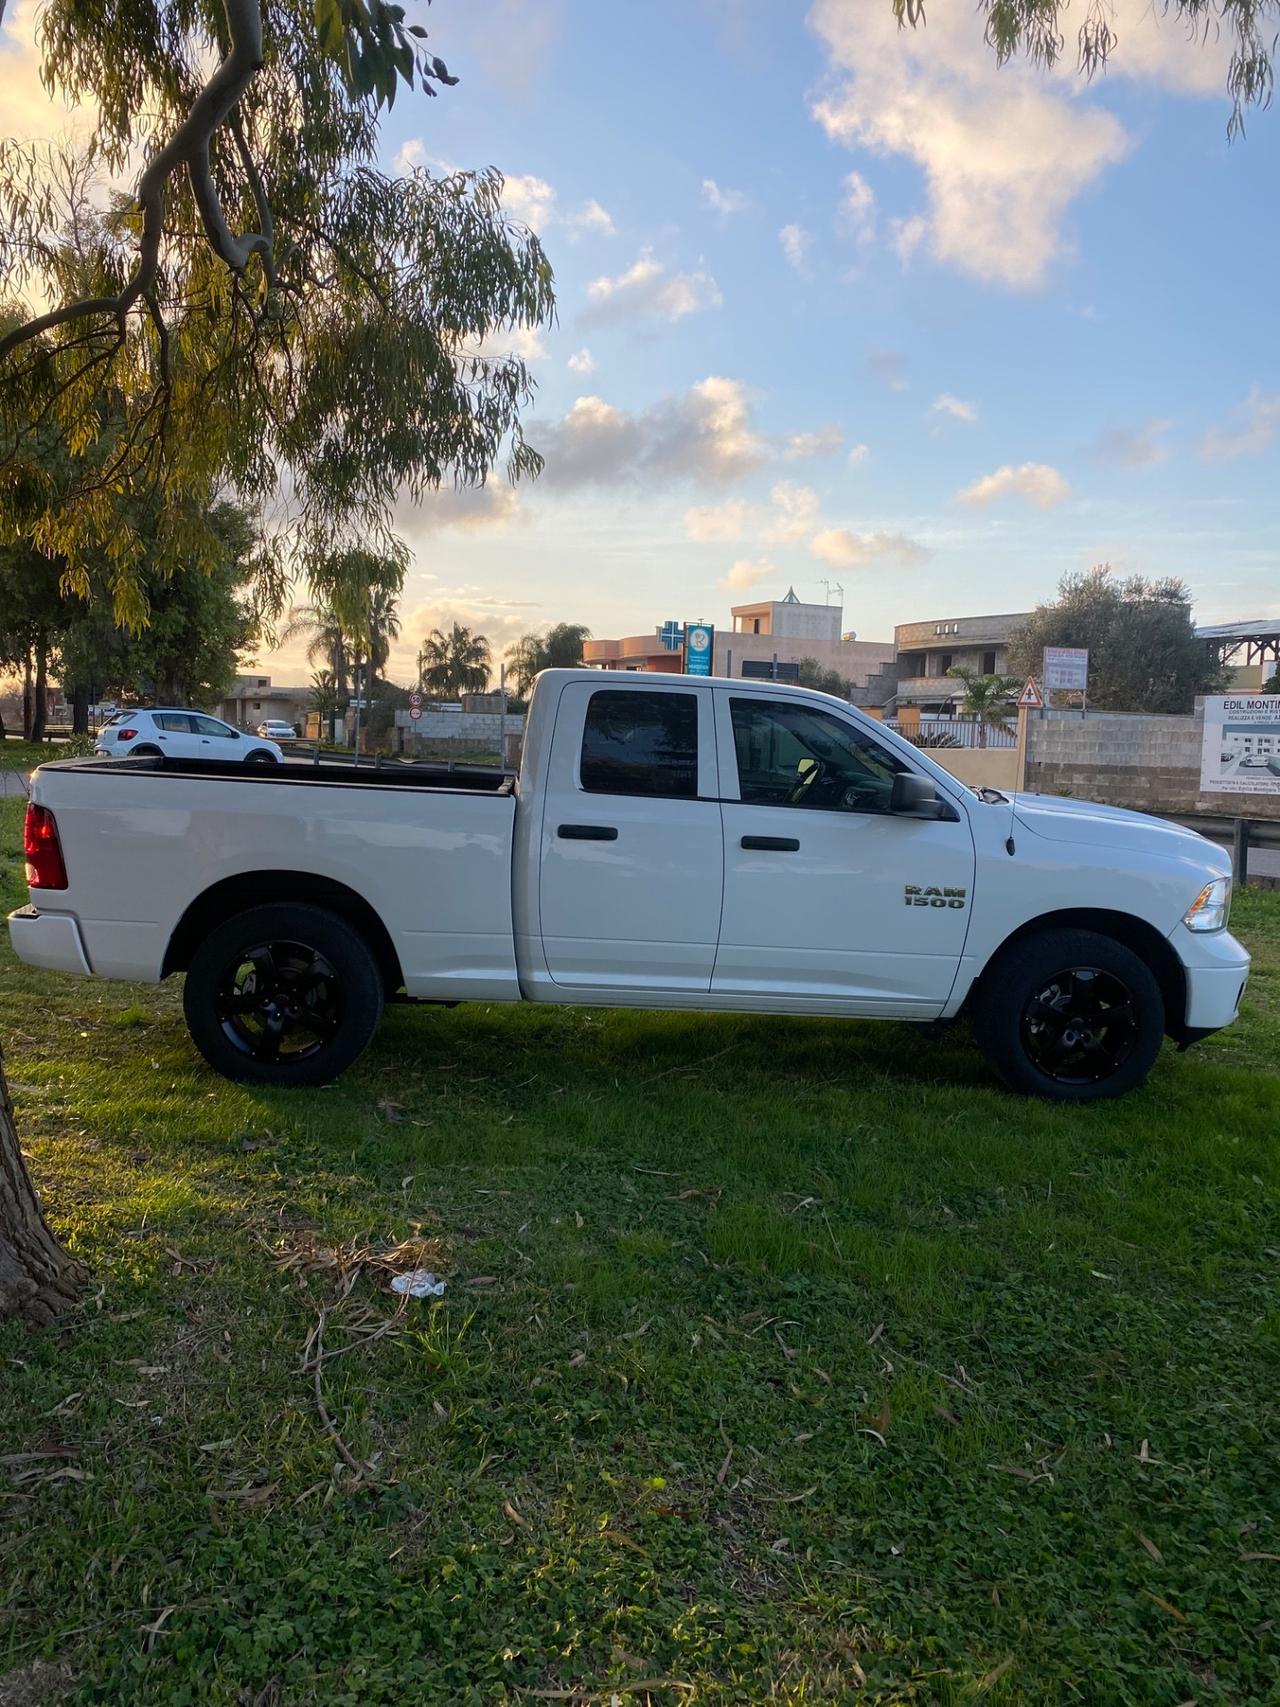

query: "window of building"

left=729, top=697, right=905, bottom=815
left=580, top=690, right=699, bottom=798
left=938, top=653, right=952, bottom=673
left=982, top=650, right=997, bottom=675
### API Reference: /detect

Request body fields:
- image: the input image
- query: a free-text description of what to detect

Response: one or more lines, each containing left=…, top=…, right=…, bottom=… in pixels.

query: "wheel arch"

left=968, top=907, right=1187, bottom=1038
left=163, top=872, right=404, bottom=993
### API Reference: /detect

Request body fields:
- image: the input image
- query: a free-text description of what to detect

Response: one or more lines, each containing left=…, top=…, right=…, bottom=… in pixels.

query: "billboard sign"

left=684, top=622, right=714, bottom=677
left=1200, top=695, right=1280, bottom=796
left=1043, top=646, right=1089, bottom=694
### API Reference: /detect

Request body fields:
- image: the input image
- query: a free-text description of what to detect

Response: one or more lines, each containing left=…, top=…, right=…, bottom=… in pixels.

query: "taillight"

left=116, top=728, right=137, bottom=742
left=23, top=804, right=68, bottom=890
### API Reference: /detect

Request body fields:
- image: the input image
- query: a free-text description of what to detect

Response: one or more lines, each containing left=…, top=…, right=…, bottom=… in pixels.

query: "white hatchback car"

left=256, top=718, right=298, bottom=743
left=95, top=709, right=285, bottom=764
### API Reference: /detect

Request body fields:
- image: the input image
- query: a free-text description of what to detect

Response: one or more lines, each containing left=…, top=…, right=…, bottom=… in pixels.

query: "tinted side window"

left=154, top=713, right=195, bottom=733
left=193, top=715, right=237, bottom=738
left=730, top=697, right=905, bottom=814
left=580, top=690, right=699, bottom=799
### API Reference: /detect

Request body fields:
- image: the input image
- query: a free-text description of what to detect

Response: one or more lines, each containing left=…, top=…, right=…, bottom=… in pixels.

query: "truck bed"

left=43, top=755, right=515, bottom=793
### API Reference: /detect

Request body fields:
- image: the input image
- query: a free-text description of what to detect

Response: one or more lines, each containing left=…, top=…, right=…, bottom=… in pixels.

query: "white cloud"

left=762, top=482, right=821, bottom=544
left=1, top=0, right=97, bottom=146
left=1200, top=388, right=1280, bottom=462
left=465, top=325, right=546, bottom=362
left=931, top=393, right=978, bottom=424
left=1090, top=418, right=1173, bottom=468
left=839, top=170, right=876, bottom=244
left=582, top=249, right=722, bottom=326
left=684, top=499, right=751, bottom=542
left=865, top=349, right=907, bottom=392
left=684, top=483, right=821, bottom=547
left=810, top=528, right=929, bottom=568
left=396, top=483, right=523, bottom=534
left=500, top=172, right=558, bottom=229
left=779, top=223, right=812, bottom=272
left=395, top=137, right=428, bottom=173
left=784, top=424, right=844, bottom=461
left=720, top=558, right=776, bottom=592
left=500, top=172, right=614, bottom=239
left=957, top=462, right=1070, bottom=509
left=566, top=198, right=616, bottom=236
left=847, top=442, right=870, bottom=466
left=807, top=0, right=1195, bottom=289
left=567, top=347, right=595, bottom=375
left=702, top=178, right=748, bottom=215
left=889, top=214, right=928, bottom=264
left=534, top=377, right=767, bottom=490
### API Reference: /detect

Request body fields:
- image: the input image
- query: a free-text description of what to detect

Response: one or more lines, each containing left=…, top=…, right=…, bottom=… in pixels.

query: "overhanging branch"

left=0, top=0, right=270, bottom=361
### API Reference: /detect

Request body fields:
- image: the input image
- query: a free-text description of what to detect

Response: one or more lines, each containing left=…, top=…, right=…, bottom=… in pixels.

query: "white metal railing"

left=882, top=716, right=1017, bottom=750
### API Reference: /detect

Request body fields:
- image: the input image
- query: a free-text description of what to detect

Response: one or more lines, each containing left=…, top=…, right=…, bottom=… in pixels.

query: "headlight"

left=1183, top=876, right=1232, bottom=933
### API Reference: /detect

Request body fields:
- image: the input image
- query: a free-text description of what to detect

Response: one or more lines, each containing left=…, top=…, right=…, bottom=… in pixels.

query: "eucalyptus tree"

left=896, top=0, right=1276, bottom=136
left=0, top=0, right=554, bottom=626
left=0, top=0, right=554, bottom=1324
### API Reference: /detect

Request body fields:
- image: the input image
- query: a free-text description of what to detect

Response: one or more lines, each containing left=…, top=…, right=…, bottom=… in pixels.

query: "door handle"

left=557, top=824, right=619, bottom=841
left=741, top=835, right=800, bottom=852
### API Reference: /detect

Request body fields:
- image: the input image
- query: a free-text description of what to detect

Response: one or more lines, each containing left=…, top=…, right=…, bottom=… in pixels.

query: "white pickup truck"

left=10, top=670, right=1249, bottom=1101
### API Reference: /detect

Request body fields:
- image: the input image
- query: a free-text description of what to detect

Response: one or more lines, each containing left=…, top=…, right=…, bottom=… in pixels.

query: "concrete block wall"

left=396, top=710, right=525, bottom=743
left=1025, top=708, right=1280, bottom=819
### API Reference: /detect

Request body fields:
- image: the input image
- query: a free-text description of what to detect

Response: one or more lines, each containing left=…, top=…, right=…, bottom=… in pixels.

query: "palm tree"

left=420, top=623, right=492, bottom=698
left=505, top=622, right=592, bottom=696
left=366, top=586, right=402, bottom=676
left=281, top=602, right=349, bottom=699
left=310, top=669, right=341, bottom=718
left=946, top=665, right=1019, bottom=747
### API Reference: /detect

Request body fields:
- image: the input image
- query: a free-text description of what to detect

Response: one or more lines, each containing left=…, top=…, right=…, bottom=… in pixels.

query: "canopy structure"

left=1196, top=620, right=1280, bottom=673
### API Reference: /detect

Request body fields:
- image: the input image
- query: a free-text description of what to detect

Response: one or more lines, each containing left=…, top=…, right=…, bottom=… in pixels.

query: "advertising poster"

left=1199, top=695, right=1280, bottom=795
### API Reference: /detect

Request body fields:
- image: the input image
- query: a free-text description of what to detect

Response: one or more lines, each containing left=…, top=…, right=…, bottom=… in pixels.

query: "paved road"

left=0, top=769, right=29, bottom=798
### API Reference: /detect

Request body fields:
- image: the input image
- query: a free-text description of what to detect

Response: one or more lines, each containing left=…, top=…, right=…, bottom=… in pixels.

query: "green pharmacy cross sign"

left=684, top=622, right=714, bottom=676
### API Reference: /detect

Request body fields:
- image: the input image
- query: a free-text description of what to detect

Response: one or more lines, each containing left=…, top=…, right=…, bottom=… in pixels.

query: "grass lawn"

left=0, top=793, right=1277, bottom=1705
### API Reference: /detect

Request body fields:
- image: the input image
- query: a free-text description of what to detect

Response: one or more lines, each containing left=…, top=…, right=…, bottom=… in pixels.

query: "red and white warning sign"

left=1015, top=676, right=1044, bottom=710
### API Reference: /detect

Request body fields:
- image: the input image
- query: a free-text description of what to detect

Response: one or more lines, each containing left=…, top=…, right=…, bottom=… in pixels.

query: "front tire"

left=245, top=749, right=278, bottom=764
left=182, top=903, right=384, bottom=1086
left=973, top=927, right=1164, bottom=1102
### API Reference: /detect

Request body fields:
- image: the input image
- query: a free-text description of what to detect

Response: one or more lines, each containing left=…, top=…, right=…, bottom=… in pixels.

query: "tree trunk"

left=71, top=683, right=89, bottom=736
left=0, top=1042, right=86, bottom=1326
left=31, top=641, right=48, bottom=744
left=22, top=654, right=33, bottom=741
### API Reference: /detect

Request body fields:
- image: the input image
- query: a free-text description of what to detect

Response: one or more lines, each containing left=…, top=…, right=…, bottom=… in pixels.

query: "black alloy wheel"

left=214, top=938, right=343, bottom=1066
left=974, top=926, right=1165, bottom=1102
left=1020, top=964, right=1139, bottom=1086
left=183, top=903, right=384, bottom=1085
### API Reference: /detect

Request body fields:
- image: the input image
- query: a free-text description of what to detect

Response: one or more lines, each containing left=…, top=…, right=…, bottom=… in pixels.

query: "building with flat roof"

left=216, top=674, right=312, bottom=730
left=892, top=611, right=1031, bottom=712
left=582, top=590, right=894, bottom=688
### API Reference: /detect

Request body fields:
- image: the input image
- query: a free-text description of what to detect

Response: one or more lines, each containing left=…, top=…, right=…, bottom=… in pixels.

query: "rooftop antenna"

left=818, top=579, right=844, bottom=606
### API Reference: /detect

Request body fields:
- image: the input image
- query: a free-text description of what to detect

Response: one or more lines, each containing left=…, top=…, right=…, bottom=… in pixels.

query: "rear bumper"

left=1171, top=926, right=1250, bottom=1041
left=7, top=905, right=92, bottom=976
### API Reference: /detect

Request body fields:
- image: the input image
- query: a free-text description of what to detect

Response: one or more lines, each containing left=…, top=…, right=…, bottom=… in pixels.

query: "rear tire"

left=183, top=903, right=384, bottom=1086
left=245, top=749, right=278, bottom=764
left=127, top=745, right=162, bottom=758
left=973, top=927, right=1164, bottom=1102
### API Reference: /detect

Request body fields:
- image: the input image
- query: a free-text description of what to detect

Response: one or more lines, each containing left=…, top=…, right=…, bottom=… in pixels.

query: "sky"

left=5, top=0, right=1279, bottom=686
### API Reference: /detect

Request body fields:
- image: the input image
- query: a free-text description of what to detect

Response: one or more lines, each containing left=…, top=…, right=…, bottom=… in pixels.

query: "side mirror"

left=890, top=772, right=941, bottom=818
